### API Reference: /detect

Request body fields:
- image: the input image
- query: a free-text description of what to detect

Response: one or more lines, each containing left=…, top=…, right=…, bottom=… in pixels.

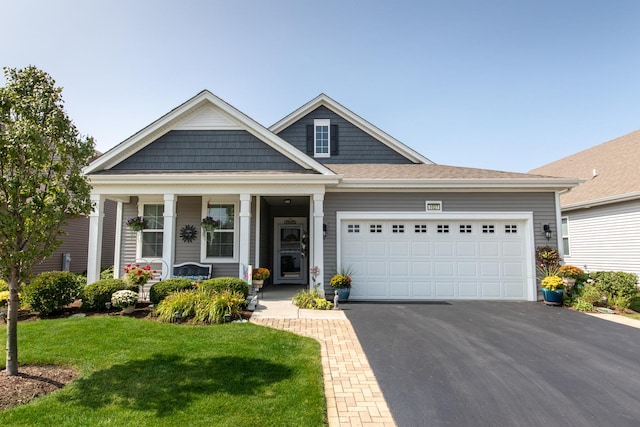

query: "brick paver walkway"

left=251, top=318, right=396, bottom=427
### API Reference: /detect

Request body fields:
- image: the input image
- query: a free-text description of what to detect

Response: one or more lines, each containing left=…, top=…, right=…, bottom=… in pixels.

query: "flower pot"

left=122, top=305, right=136, bottom=314
left=562, top=278, right=576, bottom=289
left=253, top=279, right=264, bottom=287
left=335, top=288, right=350, bottom=302
left=541, top=288, right=564, bottom=306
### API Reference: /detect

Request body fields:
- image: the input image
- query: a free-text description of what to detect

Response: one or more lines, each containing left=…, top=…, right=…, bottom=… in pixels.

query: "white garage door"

left=339, top=217, right=533, bottom=301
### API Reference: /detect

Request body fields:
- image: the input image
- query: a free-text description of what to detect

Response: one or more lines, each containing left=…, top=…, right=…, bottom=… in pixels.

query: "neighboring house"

left=32, top=200, right=116, bottom=276
left=84, top=91, right=578, bottom=301
left=530, top=129, right=640, bottom=277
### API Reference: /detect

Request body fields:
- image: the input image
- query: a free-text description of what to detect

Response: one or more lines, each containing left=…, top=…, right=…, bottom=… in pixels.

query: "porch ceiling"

left=261, top=196, right=309, bottom=208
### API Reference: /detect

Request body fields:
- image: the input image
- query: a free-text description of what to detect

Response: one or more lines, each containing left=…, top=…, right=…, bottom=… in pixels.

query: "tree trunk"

left=5, top=281, right=19, bottom=376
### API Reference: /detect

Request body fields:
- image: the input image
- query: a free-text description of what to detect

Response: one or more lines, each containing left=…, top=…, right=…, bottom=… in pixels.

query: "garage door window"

left=415, top=224, right=427, bottom=233
left=482, top=225, right=495, bottom=233
left=370, top=224, right=383, bottom=233
left=505, top=224, right=518, bottom=234
left=392, top=224, right=405, bottom=233
left=437, top=225, right=449, bottom=233
left=347, top=224, right=360, bottom=233
left=459, top=224, right=472, bottom=233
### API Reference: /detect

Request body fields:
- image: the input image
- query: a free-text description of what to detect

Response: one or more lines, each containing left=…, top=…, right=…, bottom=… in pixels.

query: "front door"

left=273, top=217, right=308, bottom=284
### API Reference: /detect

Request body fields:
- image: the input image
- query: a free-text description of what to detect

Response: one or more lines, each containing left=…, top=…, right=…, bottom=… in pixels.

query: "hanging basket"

left=126, top=216, right=147, bottom=232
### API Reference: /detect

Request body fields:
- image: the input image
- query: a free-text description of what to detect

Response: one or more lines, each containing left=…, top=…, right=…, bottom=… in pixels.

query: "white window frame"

left=314, top=119, right=330, bottom=158
left=201, top=198, right=239, bottom=262
left=136, top=199, right=164, bottom=262
left=561, top=217, right=570, bottom=255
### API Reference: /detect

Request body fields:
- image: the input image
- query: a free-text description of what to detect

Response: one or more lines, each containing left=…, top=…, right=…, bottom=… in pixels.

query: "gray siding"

left=322, top=191, right=557, bottom=292
left=110, top=130, right=308, bottom=172
left=33, top=200, right=116, bottom=276
left=120, top=200, right=139, bottom=275
left=276, top=106, right=414, bottom=164
left=564, top=200, right=640, bottom=277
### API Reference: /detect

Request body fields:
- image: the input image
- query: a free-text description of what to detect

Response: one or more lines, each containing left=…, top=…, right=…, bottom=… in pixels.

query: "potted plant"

left=252, top=267, right=270, bottom=287
left=124, top=263, right=155, bottom=287
left=201, top=216, right=220, bottom=231
left=126, top=216, right=147, bottom=232
left=558, top=265, right=584, bottom=289
left=330, top=268, right=353, bottom=302
left=111, top=289, right=139, bottom=314
left=538, top=265, right=565, bottom=305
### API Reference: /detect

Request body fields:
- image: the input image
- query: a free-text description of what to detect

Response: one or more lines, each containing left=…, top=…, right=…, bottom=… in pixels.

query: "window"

left=141, top=204, right=164, bottom=258
left=205, top=204, right=235, bottom=258
left=482, top=225, right=495, bottom=234
left=415, top=224, right=427, bottom=233
left=347, top=224, right=360, bottom=233
left=392, top=224, right=405, bottom=233
left=437, top=224, right=449, bottom=233
left=314, top=119, right=330, bottom=157
left=505, top=224, right=518, bottom=234
left=459, top=224, right=472, bottom=233
left=562, top=217, right=570, bottom=255
left=370, top=224, right=383, bottom=233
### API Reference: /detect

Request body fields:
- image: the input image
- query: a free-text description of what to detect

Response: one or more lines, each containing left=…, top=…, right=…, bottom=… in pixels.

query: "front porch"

left=87, top=192, right=328, bottom=291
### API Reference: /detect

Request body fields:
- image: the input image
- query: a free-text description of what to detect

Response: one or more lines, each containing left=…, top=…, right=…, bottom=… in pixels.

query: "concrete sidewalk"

left=249, top=286, right=396, bottom=427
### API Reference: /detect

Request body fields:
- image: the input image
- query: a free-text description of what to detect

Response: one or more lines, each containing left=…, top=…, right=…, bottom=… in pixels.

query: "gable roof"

left=329, top=164, right=580, bottom=190
left=529, top=129, right=640, bottom=210
left=269, top=94, right=433, bottom=165
left=84, top=90, right=335, bottom=176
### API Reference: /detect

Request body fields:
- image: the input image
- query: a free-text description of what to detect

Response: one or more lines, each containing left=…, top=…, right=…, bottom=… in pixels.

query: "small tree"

left=0, top=66, right=94, bottom=375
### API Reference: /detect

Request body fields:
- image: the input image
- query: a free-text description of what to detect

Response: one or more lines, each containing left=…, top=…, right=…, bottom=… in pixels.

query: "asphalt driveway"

left=344, top=302, right=640, bottom=427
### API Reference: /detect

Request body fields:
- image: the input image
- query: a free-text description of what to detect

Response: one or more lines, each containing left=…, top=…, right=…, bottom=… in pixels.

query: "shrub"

left=22, top=271, right=84, bottom=316
left=0, top=290, right=9, bottom=307
left=81, top=279, right=134, bottom=311
left=609, top=295, right=631, bottom=311
left=111, top=289, right=139, bottom=309
left=0, top=279, right=8, bottom=291
left=292, top=287, right=333, bottom=310
left=573, top=299, right=595, bottom=312
left=590, top=271, right=639, bottom=300
left=149, top=278, right=195, bottom=304
left=578, top=283, right=604, bottom=305
left=154, top=289, right=245, bottom=324
left=100, top=266, right=115, bottom=280
left=199, top=277, right=249, bottom=298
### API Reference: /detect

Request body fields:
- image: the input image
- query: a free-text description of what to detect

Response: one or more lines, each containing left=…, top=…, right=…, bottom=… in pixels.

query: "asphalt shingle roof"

left=529, top=129, right=640, bottom=207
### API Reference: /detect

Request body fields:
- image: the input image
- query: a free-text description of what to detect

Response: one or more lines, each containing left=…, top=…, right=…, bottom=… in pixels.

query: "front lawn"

left=0, top=316, right=325, bottom=426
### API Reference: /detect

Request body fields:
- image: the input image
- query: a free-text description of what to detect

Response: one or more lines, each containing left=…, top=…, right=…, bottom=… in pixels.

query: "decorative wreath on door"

left=179, top=225, right=198, bottom=243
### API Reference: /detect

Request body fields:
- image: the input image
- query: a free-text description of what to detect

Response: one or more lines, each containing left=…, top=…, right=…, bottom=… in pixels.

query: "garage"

left=338, top=212, right=536, bottom=301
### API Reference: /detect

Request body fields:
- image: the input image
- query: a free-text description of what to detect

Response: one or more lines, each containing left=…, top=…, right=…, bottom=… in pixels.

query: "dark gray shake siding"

left=276, top=106, right=415, bottom=164
left=110, top=130, right=308, bottom=172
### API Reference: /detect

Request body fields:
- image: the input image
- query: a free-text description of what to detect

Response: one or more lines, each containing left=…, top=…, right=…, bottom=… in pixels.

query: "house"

left=31, top=200, right=116, bottom=276
left=83, top=91, right=578, bottom=301
left=530, top=129, right=640, bottom=277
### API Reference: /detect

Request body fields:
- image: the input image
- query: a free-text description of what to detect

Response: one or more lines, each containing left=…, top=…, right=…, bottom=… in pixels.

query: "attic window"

left=307, top=121, right=339, bottom=157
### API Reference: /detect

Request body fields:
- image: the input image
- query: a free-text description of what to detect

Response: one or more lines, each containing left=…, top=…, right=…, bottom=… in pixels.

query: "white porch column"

left=312, top=193, right=325, bottom=295
left=86, top=194, right=105, bottom=284
left=239, top=193, right=252, bottom=278
left=162, top=194, right=177, bottom=280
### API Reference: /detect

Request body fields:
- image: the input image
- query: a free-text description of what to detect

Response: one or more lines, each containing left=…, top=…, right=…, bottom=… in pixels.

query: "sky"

left=2, top=0, right=640, bottom=173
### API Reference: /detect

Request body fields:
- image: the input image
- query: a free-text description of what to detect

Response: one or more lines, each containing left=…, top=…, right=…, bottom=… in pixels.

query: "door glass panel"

left=279, top=226, right=301, bottom=280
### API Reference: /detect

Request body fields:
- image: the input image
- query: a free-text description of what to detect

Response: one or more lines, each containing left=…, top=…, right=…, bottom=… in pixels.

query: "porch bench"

left=172, top=262, right=213, bottom=281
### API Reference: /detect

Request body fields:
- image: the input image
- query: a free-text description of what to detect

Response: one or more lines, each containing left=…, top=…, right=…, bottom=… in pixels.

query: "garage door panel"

left=456, top=242, right=477, bottom=257
left=411, top=241, right=431, bottom=256
left=435, top=262, right=455, bottom=276
left=367, top=242, right=387, bottom=256
left=411, top=261, right=431, bottom=276
left=367, top=261, right=386, bottom=276
left=389, top=241, right=410, bottom=257
left=389, top=281, right=410, bottom=297
left=434, top=242, right=454, bottom=256
left=366, top=281, right=387, bottom=297
left=412, top=281, right=433, bottom=297
left=457, top=262, right=477, bottom=276
left=480, top=262, right=500, bottom=277
left=436, top=281, right=455, bottom=297
left=479, top=242, right=500, bottom=257
left=481, top=282, right=501, bottom=298
left=502, top=242, right=524, bottom=257
left=503, top=262, right=523, bottom=277
left=459, top=281, right=479, bottom=297
left=389, top=261, right=410, bottom=276
left=504, top=282, right=525, bottom=298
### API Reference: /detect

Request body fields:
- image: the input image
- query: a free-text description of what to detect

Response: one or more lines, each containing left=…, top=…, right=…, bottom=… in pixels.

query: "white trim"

left=113, top=201, right=123, bottom=279
left=270, top=93, right=433, bottom=164
left=554, top=191, right=564, bottom=259
left=136, top=201, right=165, bottom=261
left=254, top=196, right=261, bottom=267
left=335, top=211, right=536, bottom=301
left=200, top=197, right=240, bottom=263
left=314, top=119, right=330, bottom=158
left=562, top=191, right=640, bottom=211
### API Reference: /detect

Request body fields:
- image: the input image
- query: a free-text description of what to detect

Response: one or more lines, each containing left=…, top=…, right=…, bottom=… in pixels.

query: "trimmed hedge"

left=199, top=277, right=249, bottom=298
left=149, top=278, right=195, bottom=304
left=81, top=279, right=136, bottom=311
left=22, top=271, right=84, bottom=316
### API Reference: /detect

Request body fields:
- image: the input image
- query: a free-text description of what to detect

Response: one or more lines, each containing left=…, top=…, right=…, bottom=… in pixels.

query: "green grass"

left=0, top=316, right=326, bottom=426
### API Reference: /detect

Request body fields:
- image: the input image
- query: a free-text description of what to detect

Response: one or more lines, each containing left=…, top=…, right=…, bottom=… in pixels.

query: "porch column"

left=86, top=193, right=105, bottom=285
left=239, top=193, right=252, bottom=279
left=312, top=193, right=325, bottom=295
left=162, top=194, right=177, bottom=280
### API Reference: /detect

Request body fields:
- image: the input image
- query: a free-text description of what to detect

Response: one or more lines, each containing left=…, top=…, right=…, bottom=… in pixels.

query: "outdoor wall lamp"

left=323, top=224, right=327, bottom=240
left=543, top=224, right=552, bottom=241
